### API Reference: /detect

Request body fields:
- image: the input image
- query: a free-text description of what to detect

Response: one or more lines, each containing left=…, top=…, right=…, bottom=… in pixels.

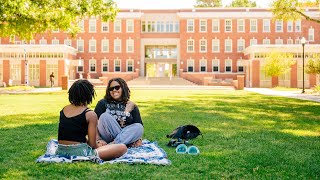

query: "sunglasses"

left=108, top=85, right=121, bottom=91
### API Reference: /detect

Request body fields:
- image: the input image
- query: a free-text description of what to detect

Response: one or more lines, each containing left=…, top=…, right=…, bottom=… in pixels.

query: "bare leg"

left=96, top=144, right=127, bottom=161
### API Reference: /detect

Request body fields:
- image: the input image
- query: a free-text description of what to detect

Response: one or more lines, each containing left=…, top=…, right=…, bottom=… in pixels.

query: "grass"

left=0, top=88, right=319, bottom=179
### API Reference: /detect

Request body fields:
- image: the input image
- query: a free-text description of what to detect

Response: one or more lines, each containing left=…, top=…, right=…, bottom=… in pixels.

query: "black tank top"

left=58, top=108, right=91, bottom=143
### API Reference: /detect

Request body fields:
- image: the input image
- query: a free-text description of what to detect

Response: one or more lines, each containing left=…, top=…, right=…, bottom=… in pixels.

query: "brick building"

left=0, top=8, right=319, bottom=88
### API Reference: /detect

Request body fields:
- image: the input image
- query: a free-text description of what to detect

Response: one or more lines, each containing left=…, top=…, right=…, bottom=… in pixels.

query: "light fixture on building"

left=301, top=37, right=306, bottom=93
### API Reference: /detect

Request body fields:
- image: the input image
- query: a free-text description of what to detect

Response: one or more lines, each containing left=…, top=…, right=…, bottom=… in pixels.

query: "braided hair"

left=105, top=77, right=130, bottom=103
left=68, top=79, right=96, bottom=106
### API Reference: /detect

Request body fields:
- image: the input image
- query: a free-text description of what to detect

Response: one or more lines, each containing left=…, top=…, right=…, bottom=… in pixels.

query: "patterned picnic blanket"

left=36, top=139, right=171, bottom=165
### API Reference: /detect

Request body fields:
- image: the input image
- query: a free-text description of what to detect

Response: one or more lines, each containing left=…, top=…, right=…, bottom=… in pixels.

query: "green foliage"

left=306, top=55, right=320, bottom=74
left=0, top=0, right=118, bottom=40
left=271, top=0, right=320, bottom=23
left=228, top=0, right=257, bottom=7
left=194, top=0, right=222, bottom=7
left=313, top=85, right=320, bottom=93
left=263, top=52, right=296, bottom=77
left=0, top=89, right=319, bottom=179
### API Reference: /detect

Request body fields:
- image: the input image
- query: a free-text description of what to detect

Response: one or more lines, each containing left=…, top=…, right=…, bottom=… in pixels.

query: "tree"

left=194, top=0, right=222, bottom=7
left=263, top=52, right=295, bottom=78
left=272, top=0, right=320, bottom=23
left=306, top=55, right=320, bottom=74
left=228, top=0, right=256, bottom=7
left=0, top=0, right=118, bottom=40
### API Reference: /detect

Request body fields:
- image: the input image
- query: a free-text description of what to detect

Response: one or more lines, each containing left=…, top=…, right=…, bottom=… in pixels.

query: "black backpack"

left=166, top=125, right=202, bottom=140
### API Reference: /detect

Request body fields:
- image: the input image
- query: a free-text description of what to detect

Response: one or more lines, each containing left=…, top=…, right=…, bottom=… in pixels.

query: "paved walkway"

left=245, top=88, right=320, bottom=102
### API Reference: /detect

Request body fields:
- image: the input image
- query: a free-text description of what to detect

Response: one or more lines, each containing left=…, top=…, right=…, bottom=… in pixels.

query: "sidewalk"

left=245, top=88, right=320, bottom=102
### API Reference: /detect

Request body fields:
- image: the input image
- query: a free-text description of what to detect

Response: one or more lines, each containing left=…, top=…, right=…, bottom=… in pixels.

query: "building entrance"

left=146, top=63, right=177, bottom=77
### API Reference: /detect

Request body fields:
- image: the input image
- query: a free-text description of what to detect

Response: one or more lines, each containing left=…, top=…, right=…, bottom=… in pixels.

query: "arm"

left=94, top=99, right=106, bottom=119
left=131, top=105, right=143, bottom=125
left=86, top=111, right=98, bottom=149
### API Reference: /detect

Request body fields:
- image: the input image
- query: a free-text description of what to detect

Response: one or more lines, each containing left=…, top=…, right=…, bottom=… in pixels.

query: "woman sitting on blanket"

left=56, top=79, right=127, bottom=160
left=94, top=77, right=144, bottom=148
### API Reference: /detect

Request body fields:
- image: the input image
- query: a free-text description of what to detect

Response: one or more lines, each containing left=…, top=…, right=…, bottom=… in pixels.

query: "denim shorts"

left=55, top=143, right=98, bottom=157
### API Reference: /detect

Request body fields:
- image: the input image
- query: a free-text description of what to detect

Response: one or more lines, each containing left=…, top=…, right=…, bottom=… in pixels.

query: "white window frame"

left=263, top=19, right=270, bottom=32
left=101, top=59, right=109, bottom=72
left=78, top=20, right=84, bottom=32
left=114, top=19, right=122, bottom=33
left=77, top=59, right=84, bottom=73
left=287, top=21, right=293, bottom=32
left=225, top=39, right=232, bottom=53
left=187, top=59, right=194, bottom=72
left=77, top=39, right=84, bottom=52
left=225, top=59, right=232, bottom=72
left=237, top=60, right=244, bottom=72
left=39, top=38, right=47, bottom=45
left=89, top=39, right=96, bottom=52
left=187, top=19, right=194, bottom=32
left=308, top=28, right=314, bottom=42
left=126, top=59, right=134, bottom=72
left=199, top=19, right=207, bottom=32
left=101, top=39, right=109, bottom=53
left=200, top=59, right=207, bottom=72
left=126, top=19, right=134, bottom=33
left=212, top=59, right=219, bottom=72
left=250, top=38, right=257, bottom=46
left=287, top=38, right=293, bottom=44
left=212, top=39, right=220, bottom=52
left=89, top=18, right=97, bottom=32
left=187, top=39, right=194, bottom=52
left=114, top=39, right=121, bottom=53
left=295, top=20, right=301, bottom=32
left=237, top=39, right=245, bottom=52
left=126, top=39, right=134, bottom=53
left=52, top=39, right=59, bottom=45
left=263, top=38, right=270, bottom=44
left=275, top=38, right=283, bottom=44
left=64, top=39, right=72, bottom=46
left=101, top=22, right=109, bottom=32
left=250, top=19, right=257, bottom=32
left=89, top=59, right=96, bottom=73
left=212, top=19, right=220, bottom=32
left=275, top=20, right=283, bottom=32
left=114, top=59, right=121, bottom=72
left=237, top=19, right=245, bottom=32
left=199, top=39, right=207, bottom=53
left=225, top=19, right=232, bottom=32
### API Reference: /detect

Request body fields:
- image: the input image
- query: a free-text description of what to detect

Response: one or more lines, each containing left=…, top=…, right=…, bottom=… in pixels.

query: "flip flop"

left=187, top=145, right=200, bottom=155
left=175, top=144, right=188, bottom=154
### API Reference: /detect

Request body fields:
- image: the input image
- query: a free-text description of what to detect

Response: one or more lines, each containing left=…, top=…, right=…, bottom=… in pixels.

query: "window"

left=114, top=39, right=121, bottom=53
left=166, top=21, right=174, bottom=32
left=275, top=38, right=283, bottom=44
left=149, top=21, right=156, bottom=32
left=187, top=59, right=194, bottom=72
left=263, top=19, right=270, bottom=32
left=89, top=59, right=96, bottom=72
left=101, top=59, right=109, bottom=72
left=126, top=19, right=134, bottom=32
left=287, top=21, right=293, bottom=32
left=295, top=20, right=301, bottom=32
left=10, top=64, right=21, bottom=80
left=187, top=39, right=194, bottom=52
left=187, top=19, right=194, bottom=32
left=237, top=61, right=244, bottom=72
left=29, top=64, right=40, bottom=80
left=114, top=19, right=121, bottom=32
left=237, top=39, right=245, bottom=52
left=52, top=28, right=59, bottom=33
left=308, top=28, right=314, bottom=41
left=77, top=39, right=84, bottom=52
left=212, top=19, right=220, bottom=32
left=89, top=39, right=96, bottom=52
left=295, top=38, right=301, bottom=44
left=126, top=39, right=134, bottom=53
left=175, top=21, right=180, bottom=32
left=225, top=59, right=232, bottom=72
left=225, top=19, right=232, bottom=32
left=101, top=39, right=109, bottom=52
left=275, top=20, right=283, bottom=32
left=225, top=39, right=232, bottom=52
left=212, top=60, right=219, bottom=72
left=114, top=59, right=121, bottom=72
left=142, top=21, right=146, bottom=32
left=77, top=60, right=84, bottom=72
left=89, top=18, right=96, bottom=32
left=157, top=21, right=165, bottom=32
left=127, top=59, right=134, bottom=72
left=52, top=39, right=59, bottom=45
left=250, top=19, right=257, bottom=32
left=64, top=39, right=72, bottom=46
left=287, top=38, right=293, bottom=44
left=263, top=38, right=270, bottom=44
left=29, top=40, right=35, bottom=44
left=199, top=19, right=207, bottom=32
left=78, top=20, right=84, bottom=32
left=250, top=39, right=257, bottom=46
left=237, top=19, right=245, bottom=32
left=199, top=39, right=207, bottom=52
left=102, top=22, right=109, bottom=32
left=200, top=59, right=207, bottom=72
left=39, top=38, right=47, bottom=45
left=212, top=39, right=220, bottom=52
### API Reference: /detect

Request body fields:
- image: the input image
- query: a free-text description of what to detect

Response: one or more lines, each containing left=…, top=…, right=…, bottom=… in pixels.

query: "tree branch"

left=291, top=8, right=320, bottom=23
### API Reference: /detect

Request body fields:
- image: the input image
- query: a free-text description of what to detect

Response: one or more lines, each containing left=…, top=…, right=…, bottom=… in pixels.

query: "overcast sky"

left=114, top=0, right=272, bottom=9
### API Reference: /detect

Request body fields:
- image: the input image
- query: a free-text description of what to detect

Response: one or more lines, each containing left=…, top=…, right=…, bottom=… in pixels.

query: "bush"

left=313, top=85, right=320, bottom=94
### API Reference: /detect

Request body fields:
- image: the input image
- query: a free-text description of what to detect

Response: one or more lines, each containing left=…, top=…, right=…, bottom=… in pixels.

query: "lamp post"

left=301, top=37, right=306, bottom=93
left=24, top=48, right=28, bottom=86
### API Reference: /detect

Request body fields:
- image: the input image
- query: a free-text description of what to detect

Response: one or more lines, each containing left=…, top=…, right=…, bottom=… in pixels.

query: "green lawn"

left=0, top=89, right=319, bottom=179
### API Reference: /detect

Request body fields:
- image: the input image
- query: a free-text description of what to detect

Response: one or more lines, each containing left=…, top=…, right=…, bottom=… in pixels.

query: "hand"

left=97, top=139, right=107, bottom=147
left=125, top=101, right=135, bottom=113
